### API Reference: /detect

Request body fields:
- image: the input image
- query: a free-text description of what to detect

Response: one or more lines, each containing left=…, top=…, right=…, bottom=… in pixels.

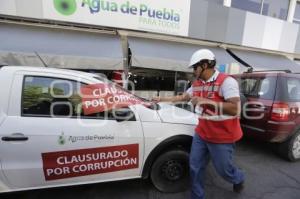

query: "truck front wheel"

left=150, top=149, right=190, bottom=193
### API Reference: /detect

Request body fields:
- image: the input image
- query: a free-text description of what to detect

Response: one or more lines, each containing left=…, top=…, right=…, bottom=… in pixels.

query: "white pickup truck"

left=0, top=66, right=197, bottom=193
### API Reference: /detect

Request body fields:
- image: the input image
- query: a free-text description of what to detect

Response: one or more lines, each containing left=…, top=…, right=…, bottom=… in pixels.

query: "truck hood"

left=157, top=103, right=198, bottom=125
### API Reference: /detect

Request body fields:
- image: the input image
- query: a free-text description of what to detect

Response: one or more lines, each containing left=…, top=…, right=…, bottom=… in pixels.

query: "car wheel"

left=278, top=131, right=300, bottom=161
left=150, top=149, right=189, bottom=193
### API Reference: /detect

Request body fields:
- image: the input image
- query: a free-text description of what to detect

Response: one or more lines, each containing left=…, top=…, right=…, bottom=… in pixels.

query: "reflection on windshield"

left=90, top=77, right=160, bottom=111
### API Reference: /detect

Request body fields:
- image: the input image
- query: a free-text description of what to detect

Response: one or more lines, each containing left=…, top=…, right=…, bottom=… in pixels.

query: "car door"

left=0, top=71, right=144, bottom=190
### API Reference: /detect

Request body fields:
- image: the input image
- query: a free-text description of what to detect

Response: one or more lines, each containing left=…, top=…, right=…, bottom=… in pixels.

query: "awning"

left=0, top=23, right=123, bottom=70
left=227, top=49, right=300, bottom=72
left=128, top=37, right=237, bottom=72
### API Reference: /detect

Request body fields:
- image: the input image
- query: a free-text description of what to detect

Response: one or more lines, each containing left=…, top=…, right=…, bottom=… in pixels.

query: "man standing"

left=153, top=49, right=245, bottom=199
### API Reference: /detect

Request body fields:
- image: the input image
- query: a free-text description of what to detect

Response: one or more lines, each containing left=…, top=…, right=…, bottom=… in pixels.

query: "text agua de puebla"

left=82, top=0, right=181, bottom=22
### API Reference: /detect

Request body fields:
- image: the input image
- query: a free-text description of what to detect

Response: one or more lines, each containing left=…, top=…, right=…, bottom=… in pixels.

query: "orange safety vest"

left=193, top=73, right=243, bottom=143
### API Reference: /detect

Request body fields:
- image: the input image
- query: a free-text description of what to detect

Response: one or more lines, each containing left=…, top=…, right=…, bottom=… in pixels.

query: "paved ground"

left=2, top=139, right=300, bottom=199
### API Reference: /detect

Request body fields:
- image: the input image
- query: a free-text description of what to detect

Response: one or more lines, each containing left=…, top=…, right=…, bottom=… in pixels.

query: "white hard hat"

left=188, top=49, right=215, bottom=68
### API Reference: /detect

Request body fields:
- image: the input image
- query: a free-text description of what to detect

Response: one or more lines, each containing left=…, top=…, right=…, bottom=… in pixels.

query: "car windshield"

left=92, top=76, right=159, bottom=110
left=93, top=76, right=150, bottom=103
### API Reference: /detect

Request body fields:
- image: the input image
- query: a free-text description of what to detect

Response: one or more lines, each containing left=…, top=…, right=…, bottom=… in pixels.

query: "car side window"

left=287, top=78, right=300, bottom=101
left=239, top=77, right=276, bottom=100
left=240, top=78, right=259, bottom=96
left=21, top=76, right=115, bottom=120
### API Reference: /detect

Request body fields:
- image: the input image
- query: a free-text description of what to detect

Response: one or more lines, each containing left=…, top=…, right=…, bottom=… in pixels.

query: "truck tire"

left=278, top=131, right=300, bottom=161
left=150, top=149, right=189, bottom=193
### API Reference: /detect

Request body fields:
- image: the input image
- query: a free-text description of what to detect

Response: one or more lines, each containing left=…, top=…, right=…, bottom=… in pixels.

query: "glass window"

left=262, top=0, right=289, bottom=20
left=22, top=76, right=83, bottom=117
left=231, top=0, right=289, bottom=20
left=239, top=78, right=259, bottom=95
left=22, top=76, right=114, bottom=119
left=238, top=76, right=276, bottom=100
left=231, top=0, right=263, bottom=14
left=287, top=78, right=300, bottom=101
left=208, top=0, right=224, bottom=5
left=128, top=68, right=176, bottom=91
left=174, top=72, right=193, bottom=95
left=294, top=1, right=300, bottom=24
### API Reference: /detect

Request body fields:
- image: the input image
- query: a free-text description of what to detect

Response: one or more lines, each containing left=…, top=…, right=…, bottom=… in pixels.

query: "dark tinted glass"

left=262, top=0, right=289, bottom=20
left=22, top=76, right=136, bottom=120
left=287, top=78, right=300, bottom=101
left=294, top=2, right=300, bottom=22
left=231, top=0, right=262, bottom=14
left=276, top=77, right=300, bottom=102
left=232, top=0, right=289, bottom=20
left=22, top=76, right=82, bottom=116
left=128, top=68, right=176, bottom=91
left=238, top=76, right=276, bottom=100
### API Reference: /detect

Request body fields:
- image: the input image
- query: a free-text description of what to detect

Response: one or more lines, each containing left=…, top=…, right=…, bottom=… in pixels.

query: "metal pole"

left=260, top=0, right=265, bottom=15
left=174, top=71, right=178, bottom=95
left=287, top=0, right=297, bottom=22
left=120, top=35, right=129, bottom=89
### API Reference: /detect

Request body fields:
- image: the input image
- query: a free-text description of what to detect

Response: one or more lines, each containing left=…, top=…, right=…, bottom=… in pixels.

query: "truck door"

left=0, top=72, right=143, bottom=189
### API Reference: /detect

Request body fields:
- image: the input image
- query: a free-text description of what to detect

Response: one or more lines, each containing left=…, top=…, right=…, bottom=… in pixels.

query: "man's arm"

left=152, top=86, right=193, bottom=103
left=219, top=76, right=241, bottom=116
left=153, top=92, right=191, bottom=103
left=220, top=97, right=241, bottom=116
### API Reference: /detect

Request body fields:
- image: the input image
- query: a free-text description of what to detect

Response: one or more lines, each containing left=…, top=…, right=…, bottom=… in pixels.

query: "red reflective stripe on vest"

left=192, top=73, right=243, bottom=143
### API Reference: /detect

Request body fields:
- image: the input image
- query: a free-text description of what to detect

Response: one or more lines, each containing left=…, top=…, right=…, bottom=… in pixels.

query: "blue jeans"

left=190, top=133, right=244, bottom=199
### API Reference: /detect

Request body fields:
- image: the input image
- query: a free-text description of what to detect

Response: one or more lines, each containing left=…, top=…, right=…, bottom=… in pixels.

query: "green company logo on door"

left=54, top=0, right=77, bottom=16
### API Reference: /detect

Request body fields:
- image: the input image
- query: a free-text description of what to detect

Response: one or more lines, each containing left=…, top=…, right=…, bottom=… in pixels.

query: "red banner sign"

left=42, top=144, right=139, bottom=181
left=80, top=83, right=148, bottom=115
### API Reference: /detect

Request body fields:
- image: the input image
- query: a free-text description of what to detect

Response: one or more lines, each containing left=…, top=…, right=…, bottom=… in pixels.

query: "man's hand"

left=190, top=96, right=212, bottom=106
left=151, top=93, right=191, bottom=103
left=222, top=97, right=241, bottom=116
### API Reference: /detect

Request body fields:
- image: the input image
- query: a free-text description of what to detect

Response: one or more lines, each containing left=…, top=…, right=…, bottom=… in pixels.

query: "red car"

left=233, top=71, right=300, bottom=161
